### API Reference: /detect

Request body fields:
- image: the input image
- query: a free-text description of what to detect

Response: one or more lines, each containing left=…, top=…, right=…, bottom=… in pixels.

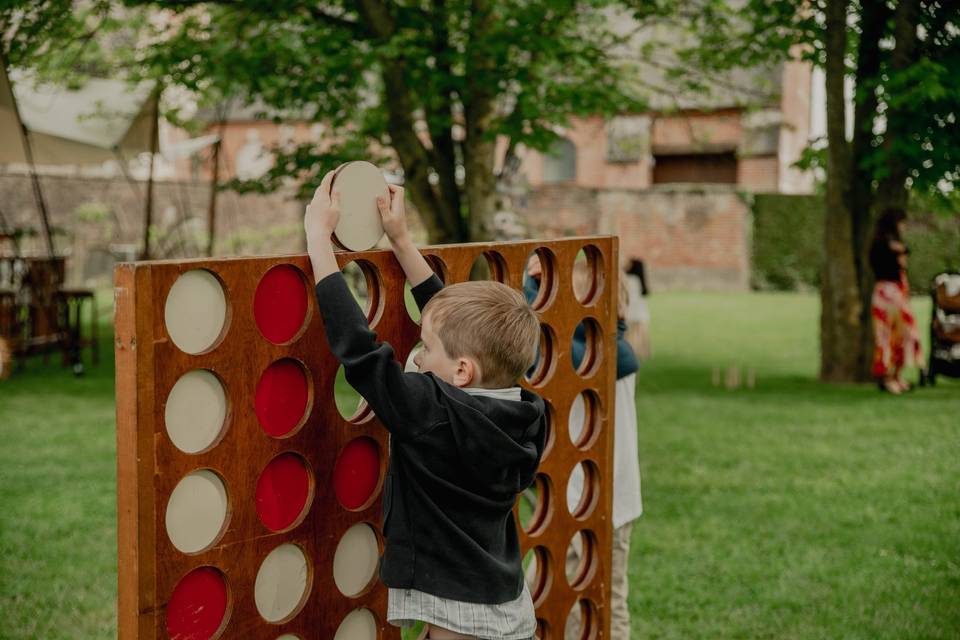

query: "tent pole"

left=20, top=130, right=56, bottom=258
left=140, top=93, right=160, bottom=261
left=2, top=52, right=56, bottom=259
left=205, top=105, right=227, bottom=257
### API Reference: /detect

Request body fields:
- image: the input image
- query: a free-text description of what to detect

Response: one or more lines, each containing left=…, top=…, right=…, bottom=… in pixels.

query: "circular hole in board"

left=254, top=543, right=311, bottom=624
left=567, top=390, right=600, bottom=450
left=564, top=598, right=599, bottom=640
left=333, top=608, right=378, bottom=640
left=276, top=635, right=302, bottom=640
left=565, top=460, right=599, bottom=520
left=572, top=245, right=605, bottom=305
left=165, top=469, right=229, bottom=554
left=571, top=318, right=604, bottom=379
left=334, top=365, right=368, bottom=422
left=256, top=452, right=313, bottom=532
left=564, top=530, right=598, bottom=589
left=523, top=247, right=557, bottom=310
left=331, top=161, right=389, bottom=251
left=522, top=545, right=553, bottom=602
left=535, top=618, right=549, bottom=640
left=341, top=260, right=383, bottom=324
left=334, top=437, right=382, bottom=511
left=254, top=264, right=309, bottom=345
left=404, top=342, right=423, bottom=373
left=333, top=523, right=381, bottom=597
left=166, top=566, right=230, bottom=640
left=164, top=369, right=227, bottom=454
left=468, top=251, right=508, bottom=282
left=164, top=269, right=228, bottom=355
left=518, top=473, right=552, bottom=535
left=540, top=399, right=556, bottom=459
left=255, top=359, right=311, bottom=438
left=404, top=256, right=447, bottom=324
left=525, top=323, right=557, bottom=387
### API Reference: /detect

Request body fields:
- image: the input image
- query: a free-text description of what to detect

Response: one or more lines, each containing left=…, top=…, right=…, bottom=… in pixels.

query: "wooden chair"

left=57, top=287, right=99, bottom=367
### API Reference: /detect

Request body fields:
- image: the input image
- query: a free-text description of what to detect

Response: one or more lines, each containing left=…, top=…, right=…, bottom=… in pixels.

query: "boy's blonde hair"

left=423, top=281, right=540, bottom=388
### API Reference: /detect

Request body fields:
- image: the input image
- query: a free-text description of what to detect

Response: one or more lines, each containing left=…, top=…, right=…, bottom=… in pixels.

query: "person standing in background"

left=869, top=207, right=924, bottom=394
left=624, top=259, right=651, bottom=359
left=525, top=258, right=642, bottom=639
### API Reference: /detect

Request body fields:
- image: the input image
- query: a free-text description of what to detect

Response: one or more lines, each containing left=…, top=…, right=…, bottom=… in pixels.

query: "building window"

left=652, top=152, right=737, bottom=184
left=543, top=138, right=577, bottom=183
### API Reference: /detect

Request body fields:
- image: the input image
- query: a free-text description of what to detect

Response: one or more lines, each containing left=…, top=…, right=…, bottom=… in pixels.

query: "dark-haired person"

left=869, top=207, right=923, bottom=394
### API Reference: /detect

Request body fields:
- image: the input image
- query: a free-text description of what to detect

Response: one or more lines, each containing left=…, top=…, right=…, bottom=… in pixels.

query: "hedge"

left=751, top=194, right=960, bottom=293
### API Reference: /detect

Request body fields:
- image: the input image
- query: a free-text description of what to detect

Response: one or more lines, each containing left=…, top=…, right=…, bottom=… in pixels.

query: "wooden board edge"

left=115, top=263, right=140, bottom=638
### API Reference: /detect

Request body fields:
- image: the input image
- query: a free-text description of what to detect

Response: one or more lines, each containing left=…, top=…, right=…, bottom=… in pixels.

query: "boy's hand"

left=377, top=185, right=410, bottom=246
left=304, top=170, right=341, bottom=252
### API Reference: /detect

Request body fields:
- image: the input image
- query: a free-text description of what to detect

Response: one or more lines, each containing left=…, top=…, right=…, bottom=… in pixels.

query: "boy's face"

left=414, top=313, right=478, bottom=388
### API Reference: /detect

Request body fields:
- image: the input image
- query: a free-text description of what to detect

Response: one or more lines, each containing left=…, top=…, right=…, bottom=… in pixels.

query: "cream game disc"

left=331, top=161, right=388, bottom=251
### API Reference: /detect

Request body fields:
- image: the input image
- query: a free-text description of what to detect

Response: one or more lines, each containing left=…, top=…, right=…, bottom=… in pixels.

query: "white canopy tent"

left=2, top=57, right=228, bottom=259
left=0, top=63, right=158, bottom=166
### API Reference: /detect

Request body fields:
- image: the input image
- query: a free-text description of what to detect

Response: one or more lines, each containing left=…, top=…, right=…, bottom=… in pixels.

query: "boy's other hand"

left=304, top=170, right=341, bottom=250
left=378, top=185, right=410, bottom=246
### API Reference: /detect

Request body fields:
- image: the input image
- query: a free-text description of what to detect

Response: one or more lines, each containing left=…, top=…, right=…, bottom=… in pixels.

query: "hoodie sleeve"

left=411, top=274, right=444, bottom=311
left=315, top=272, right=445, bottom=439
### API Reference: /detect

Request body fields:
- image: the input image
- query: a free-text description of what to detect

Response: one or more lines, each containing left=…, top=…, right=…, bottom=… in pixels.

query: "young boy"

left=304, top=170, right=545, bottom=640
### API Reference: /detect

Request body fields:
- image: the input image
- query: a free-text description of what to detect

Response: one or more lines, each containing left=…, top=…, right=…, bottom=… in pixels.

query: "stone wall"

left=0, top=174, right=306, bottom=286
left=1, top=174, right=753, bottom=291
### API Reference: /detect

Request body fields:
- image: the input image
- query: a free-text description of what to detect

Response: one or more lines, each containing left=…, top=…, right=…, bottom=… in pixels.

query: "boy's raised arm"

left=304, top=173, right=443, bottom=440
left=378, top=185, right=436, bottom=289
left=304, top=170, right=343, bottom=285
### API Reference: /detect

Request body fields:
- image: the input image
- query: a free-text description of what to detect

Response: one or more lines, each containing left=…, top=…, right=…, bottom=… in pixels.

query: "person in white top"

left=525, top=260, right=643, bottom=639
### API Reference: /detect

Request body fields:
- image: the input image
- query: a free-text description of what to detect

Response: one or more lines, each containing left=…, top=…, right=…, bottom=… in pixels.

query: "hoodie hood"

left=436, top=380, right=545, bottom=495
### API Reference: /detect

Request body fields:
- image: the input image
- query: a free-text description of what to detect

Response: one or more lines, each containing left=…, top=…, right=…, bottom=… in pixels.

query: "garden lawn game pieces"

left=115, top=236, right=619, bottom=639
left=330, top=161, right=390, bottom=252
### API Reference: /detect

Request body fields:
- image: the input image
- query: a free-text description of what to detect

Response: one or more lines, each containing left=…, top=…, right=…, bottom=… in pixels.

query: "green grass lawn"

left=0, top=291, right=957, bottom=639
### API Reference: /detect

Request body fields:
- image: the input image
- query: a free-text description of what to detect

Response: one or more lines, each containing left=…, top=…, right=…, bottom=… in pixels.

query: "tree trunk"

left=463, top=128, right=497, bottom=241
left=358, top=0, right=466, bottom=244
left=875, top=0, right=919, bottom=212
left=141, top=94, right=160, bottom=261
left=820, top=0, right=862, bottom=382
left=850, top=0, right=891, bottom=381
left=462, top=0, right=497, bottom=241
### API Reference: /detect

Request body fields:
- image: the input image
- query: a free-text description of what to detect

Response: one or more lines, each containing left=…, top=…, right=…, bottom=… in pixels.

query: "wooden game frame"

left=116, top=236, right=619, bottom=639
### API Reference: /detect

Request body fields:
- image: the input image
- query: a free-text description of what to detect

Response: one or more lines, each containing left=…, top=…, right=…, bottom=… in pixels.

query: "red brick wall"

left=521, top=184, right=751, bottom=290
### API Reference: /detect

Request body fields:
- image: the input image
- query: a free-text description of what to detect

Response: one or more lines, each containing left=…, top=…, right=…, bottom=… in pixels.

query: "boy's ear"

left=453, top=357, right=479, bottom=388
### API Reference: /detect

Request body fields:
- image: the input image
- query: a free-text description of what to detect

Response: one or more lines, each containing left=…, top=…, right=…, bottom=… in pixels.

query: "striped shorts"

left=387, top=584, right=536, bottom=640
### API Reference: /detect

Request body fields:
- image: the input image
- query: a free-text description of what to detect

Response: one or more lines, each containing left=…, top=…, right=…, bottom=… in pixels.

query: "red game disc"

left=256, top=452, right=312, bottom=531
left=334, top=437, right=380, bottom=510
left=254, top=265, right=308, bottom=344
left=165, top=566, right=228, bottom=640
left=255, top=359, right=310, bottom=437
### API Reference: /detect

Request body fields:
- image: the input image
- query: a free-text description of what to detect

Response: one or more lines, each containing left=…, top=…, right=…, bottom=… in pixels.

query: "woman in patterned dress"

left=869, top=207, right=923, bottom=394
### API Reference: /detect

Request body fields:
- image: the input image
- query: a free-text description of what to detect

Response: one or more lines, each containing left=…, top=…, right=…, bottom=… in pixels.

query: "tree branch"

left=304, top=5, right=368, bottom=38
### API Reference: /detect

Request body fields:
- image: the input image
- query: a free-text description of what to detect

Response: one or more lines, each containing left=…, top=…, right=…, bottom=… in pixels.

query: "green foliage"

left=678, top=0, right=960, bottom=201
left=752, top=194, right=960, bottom=292
left=751, top=194, right=824, bottom=291
left=904, top=216, right=960, bottom=291
left=24, top=0, right=661, bottom=239
left=73, top=201, right=111, bottom=224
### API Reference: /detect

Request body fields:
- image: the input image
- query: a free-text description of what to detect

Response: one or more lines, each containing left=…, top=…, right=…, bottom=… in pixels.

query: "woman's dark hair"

left=873, top=207, right=907, bottom=241
left=627, top=259, right=648, bottom=296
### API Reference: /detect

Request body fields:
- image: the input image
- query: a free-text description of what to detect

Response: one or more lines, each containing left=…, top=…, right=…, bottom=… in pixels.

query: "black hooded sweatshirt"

left=315, top=272, right=547, bottom=604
